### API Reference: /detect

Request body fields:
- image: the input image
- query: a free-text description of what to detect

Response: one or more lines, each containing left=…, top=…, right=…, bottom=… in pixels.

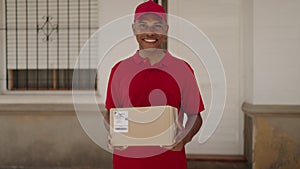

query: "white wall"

left=97, top=0, right=140, bottom=100
left=169, top=0, right=243, bottom=155
left=252, top=0, right=300, bottom=105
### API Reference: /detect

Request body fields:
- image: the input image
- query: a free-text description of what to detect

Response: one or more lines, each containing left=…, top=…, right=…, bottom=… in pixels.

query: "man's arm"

left=171, top=113, right=203, bottom=151
left=103, top=108, right=110, bottom=132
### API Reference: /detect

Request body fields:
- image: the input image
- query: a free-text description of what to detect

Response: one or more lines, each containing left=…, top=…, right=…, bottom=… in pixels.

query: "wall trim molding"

left=0, top=103, right=75, bottom=114
left=0, top=103, right=106, bottom=115
left=186, top=154, right=246, bottom=162
left=242, top=102, right=300, bottom=116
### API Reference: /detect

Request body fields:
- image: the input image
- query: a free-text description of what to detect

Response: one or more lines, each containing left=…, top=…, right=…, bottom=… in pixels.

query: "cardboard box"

left=110, top=106, right=178, bottom=147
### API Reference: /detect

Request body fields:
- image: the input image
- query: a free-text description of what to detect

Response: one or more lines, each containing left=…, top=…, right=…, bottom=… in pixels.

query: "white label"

left=113, top=111, right=128, bottom=133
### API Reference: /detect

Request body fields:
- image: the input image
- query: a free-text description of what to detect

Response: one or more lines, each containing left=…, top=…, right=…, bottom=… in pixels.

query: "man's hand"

left=107, top=134, right=128, bottom=151
left=162, top=113, right=203, bottom=151
left=162, top=119, right=187, bottom=151
left=104, top=109, right=128, bottom=151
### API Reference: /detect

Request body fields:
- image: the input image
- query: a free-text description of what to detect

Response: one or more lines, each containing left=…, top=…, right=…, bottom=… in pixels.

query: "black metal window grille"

left=154, top=0, right=168, bottom=10
left=5, top=0, right=99, bottom=90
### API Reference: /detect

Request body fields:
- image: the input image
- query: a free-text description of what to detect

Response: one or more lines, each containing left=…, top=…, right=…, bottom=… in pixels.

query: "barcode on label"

left=115, top=128, right=127, bottom=130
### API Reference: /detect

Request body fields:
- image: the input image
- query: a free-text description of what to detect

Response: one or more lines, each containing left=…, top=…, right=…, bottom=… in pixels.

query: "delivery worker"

left=105, top=1, right=205, bottom=169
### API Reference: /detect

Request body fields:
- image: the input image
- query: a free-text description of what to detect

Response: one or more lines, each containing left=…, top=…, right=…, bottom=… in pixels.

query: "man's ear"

left=165, top=24, right=169, bottom=34
left=132, top=23, right=137, bottom=35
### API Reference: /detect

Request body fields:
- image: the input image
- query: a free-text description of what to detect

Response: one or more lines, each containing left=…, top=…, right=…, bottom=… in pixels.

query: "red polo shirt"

left=106, top=51, right=204, bottom=169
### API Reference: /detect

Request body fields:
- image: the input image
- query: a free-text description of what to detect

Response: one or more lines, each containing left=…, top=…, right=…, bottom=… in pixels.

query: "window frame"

left=2, top=0, right=99, bottom=92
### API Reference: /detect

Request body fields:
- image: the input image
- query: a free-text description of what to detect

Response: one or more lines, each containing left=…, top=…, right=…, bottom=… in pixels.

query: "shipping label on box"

left=113, top=110, right=128, bottom=133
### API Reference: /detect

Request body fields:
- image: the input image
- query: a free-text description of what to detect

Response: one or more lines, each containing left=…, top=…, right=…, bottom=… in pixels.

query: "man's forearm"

left=182, top=114, right=203, bottom=144
left=103, top=109, right=110, bottom=132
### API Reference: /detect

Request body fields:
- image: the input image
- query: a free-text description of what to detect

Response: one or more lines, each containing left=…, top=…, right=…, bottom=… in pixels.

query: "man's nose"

left=144, top=30, right=156, bottom=36
left=142, top=26, right=156, bottom=34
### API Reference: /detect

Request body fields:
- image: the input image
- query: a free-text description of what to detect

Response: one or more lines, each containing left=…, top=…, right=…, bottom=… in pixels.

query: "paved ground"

left=187, top=161, right=250, bottom=169
left=0, top=161, right=250, bottom=169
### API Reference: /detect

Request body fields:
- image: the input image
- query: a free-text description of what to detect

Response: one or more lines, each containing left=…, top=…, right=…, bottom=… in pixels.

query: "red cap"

left=134, top=0, right=166, bottom=21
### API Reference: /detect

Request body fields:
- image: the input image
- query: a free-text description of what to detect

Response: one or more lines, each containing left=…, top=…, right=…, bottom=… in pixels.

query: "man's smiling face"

left=133, top=13, right=168, bottom=50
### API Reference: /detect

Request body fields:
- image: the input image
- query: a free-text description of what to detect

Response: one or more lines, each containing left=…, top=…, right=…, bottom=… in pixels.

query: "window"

left=4, top=0, right=98, bottom=90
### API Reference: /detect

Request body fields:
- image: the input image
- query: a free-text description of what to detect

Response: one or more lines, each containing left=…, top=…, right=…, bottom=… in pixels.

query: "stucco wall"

left=0, top=104, right=112, bottom=169
left=243, top=103, right=300, bottom=169
left=254, top=116, right=300, bottom=169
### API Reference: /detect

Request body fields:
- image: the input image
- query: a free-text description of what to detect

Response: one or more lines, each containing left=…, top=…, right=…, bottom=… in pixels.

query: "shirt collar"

left=133, top=50, right=172, bottom=67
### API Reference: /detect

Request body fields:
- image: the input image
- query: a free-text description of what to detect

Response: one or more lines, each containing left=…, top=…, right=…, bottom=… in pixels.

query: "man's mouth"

left=143, top=38, right=158, bottom=43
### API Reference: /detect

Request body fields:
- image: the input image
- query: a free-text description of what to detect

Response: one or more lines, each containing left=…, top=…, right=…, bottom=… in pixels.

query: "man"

left=105, top=1, right=205, bottom=169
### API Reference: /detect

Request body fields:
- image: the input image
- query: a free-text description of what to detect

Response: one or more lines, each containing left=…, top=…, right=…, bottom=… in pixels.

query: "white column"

left=241, top=0, right=254, bottom=104
left=0, top=1, right=6, bottom=94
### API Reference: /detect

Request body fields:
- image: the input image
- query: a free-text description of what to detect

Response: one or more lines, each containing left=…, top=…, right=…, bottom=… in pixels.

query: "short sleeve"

left=181, top=62, right=205, bottom=114
left=105, top=62, right=121, bottom=110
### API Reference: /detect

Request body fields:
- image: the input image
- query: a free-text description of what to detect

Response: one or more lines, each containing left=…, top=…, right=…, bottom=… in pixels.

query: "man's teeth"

left=144, top=39, right=156, bottom=43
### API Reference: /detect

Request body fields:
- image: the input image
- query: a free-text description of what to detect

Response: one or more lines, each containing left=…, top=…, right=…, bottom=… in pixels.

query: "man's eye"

left=154, top=24, right=163, bottom=28
left=138, top=24, right=146, bottom=28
